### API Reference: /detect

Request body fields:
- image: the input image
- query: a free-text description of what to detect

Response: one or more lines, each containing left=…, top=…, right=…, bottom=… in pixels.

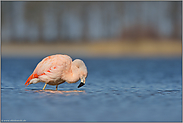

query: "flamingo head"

left=72, top=59, right=88, bottom=88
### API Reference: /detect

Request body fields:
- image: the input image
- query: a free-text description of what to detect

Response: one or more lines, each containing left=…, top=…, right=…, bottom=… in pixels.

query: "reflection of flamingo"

left=31, top=90, right=86, bottom=96
left=25, top=54, right=88, bottom=90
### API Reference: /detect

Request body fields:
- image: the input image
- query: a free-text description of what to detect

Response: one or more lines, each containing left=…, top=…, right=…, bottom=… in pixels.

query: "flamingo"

left=25, top=54, right=88, bottom=90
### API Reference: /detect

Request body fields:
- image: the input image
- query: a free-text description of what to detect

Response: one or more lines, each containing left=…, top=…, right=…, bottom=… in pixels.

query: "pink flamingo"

left=25, top=54, right=88, bottom=90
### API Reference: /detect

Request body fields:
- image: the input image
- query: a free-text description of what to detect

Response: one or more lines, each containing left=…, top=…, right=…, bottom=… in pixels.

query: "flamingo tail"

left=25, top=73, right=38, bottom=87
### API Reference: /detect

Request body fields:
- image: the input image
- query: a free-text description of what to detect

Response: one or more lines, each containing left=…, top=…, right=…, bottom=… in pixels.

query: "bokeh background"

left=1, top=1, right=182, bottom=122
left=1, top=1, right=182, bottom=58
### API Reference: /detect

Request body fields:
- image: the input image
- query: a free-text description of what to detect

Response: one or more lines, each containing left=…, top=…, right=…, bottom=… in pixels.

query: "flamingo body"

left=25, top=54, right=87, bottom=90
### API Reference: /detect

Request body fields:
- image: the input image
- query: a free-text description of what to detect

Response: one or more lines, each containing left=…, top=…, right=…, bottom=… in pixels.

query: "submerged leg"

left=42, top=83, right=47, bottom=90
left=56, top=85, right=58, bottom=91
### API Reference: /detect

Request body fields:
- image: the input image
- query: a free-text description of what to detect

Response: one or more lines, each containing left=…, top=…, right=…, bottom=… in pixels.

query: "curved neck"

left=64, top=65, right=80, bottom=83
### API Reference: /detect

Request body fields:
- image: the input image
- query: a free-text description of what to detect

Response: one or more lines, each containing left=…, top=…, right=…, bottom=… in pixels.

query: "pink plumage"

left=25, top=54, right=88, bottom=90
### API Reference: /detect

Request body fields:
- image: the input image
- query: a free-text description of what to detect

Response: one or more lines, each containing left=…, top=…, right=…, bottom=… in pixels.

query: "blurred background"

left=1, top=1, right=182, bottom=57
left=1, top=2, right=182, bottom=122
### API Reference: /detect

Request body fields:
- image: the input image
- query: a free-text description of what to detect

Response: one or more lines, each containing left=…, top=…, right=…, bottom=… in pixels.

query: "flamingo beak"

left=78, top=77, right=85, bottom=88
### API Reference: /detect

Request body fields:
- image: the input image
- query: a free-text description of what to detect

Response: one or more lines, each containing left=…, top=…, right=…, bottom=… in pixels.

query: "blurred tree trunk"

left=57, top=15, right=62, bottom=42
left=53, top=2, right=64, bottom=42
left=38, top=17, right=44, bottom=43
left=81, top=2, right=89, bottom=43
left=2, top=2, right=16, bottom=43
left=102, top=2, right=110, bottom=39
left=24, top=2, right=45, bottom=43
left=170, top=2, right=181, bottom=40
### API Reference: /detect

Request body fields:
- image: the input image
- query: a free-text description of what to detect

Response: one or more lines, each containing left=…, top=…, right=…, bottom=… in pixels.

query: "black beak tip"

left=78, top=82, right=85, bottom=88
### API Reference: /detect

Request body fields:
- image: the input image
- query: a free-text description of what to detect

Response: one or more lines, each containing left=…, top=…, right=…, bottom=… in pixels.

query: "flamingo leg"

left=42, top=83, right=47, bottom=90
left=56, top=85, right=58, bottom=91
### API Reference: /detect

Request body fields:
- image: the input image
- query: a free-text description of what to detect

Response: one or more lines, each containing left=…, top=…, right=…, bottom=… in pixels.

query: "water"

left=1, top=57, right=182, bottom=122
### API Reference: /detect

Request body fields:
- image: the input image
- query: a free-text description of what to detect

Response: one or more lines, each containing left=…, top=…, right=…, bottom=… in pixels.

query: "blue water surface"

left=1, top=57, right=182, bottom=122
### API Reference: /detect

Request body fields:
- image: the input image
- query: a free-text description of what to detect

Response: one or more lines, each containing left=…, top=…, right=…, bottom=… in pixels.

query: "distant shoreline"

left=2, top=39, right=182, bottom=58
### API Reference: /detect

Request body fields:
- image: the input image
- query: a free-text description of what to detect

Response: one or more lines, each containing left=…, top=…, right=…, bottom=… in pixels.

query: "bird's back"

left=35, top=55, right=71, bottom=74
left=27, top=54, right=72, bottom=84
